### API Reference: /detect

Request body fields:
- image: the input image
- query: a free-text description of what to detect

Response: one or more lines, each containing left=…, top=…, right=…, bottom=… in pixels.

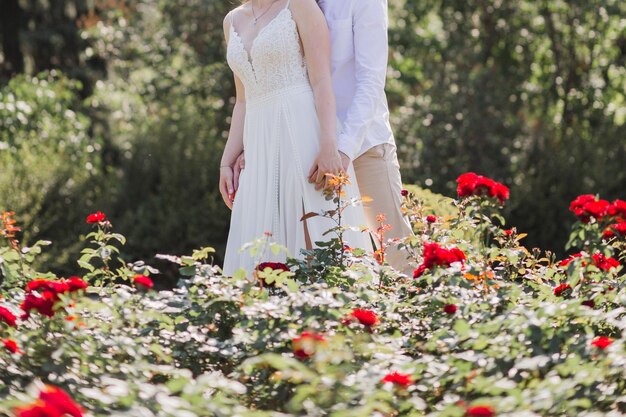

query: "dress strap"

left=284, top=0, right=292, bottom=10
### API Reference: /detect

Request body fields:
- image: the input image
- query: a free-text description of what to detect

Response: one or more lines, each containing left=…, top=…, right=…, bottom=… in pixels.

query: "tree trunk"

left=0, top=0, right=25, bottom=79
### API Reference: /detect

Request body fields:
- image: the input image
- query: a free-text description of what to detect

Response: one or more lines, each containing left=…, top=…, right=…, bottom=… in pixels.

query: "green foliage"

left=0, top=239, right=55, bottom=291
left=2, top=0, right=625, bottom=282
left=82, top=0, right=235, bottom=266
left=0, top=72, right=103, bottom=273
left=1, top=186, right=626, bottom=416
left=388, top=0, right=626, bottom=254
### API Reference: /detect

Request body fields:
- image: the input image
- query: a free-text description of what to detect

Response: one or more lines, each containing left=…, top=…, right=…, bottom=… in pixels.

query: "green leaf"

left=166, top=376, right=190, bottom=394
left=77, top=260, right=95, bottom=272
left=179, top=266, right=197, bottom=276
left=453, top=319, right=471, bottom=338
left=233, top=268, right=247, bottom=280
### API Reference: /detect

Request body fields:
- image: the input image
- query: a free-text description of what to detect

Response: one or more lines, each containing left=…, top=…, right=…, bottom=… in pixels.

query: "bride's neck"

left=249, top=0, right=277, bottom=8
left=249, top=0, right=278, bottom=10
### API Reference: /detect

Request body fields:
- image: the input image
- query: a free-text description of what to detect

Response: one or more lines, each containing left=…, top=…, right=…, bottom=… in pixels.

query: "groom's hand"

left=308, top=148, right=344, bottom=191
left=339, top=151, right=351, bottom=172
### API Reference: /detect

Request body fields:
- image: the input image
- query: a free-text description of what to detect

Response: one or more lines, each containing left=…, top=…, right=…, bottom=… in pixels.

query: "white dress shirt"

left=318, top=0, right=395, bottom=161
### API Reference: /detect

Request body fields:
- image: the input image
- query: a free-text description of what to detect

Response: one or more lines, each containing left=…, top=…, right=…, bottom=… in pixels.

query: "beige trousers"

left=352, top=143, right=414, bottom=275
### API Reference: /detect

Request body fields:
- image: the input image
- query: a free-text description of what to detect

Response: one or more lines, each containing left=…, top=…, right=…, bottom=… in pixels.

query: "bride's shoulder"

left=224, top=5, right=248, bottom=27
left=289, top=0, right=322, bottom=14
left=289, top=0, right=318, bottom=8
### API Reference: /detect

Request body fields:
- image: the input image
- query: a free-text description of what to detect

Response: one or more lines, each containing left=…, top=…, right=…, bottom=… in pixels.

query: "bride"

left=219, top=0, right=371, bottom=276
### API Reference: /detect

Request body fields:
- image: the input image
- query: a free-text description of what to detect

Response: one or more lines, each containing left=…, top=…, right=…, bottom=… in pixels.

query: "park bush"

left=77, top=0, right=235, bottom=268
left=0, top=72, right=104, bottom=272
left=1, top=174, right=625, bottom=416
left=388, top=0, right=626, bottom=253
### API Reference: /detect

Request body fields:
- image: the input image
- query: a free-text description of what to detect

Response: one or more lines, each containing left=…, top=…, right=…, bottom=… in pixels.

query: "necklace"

left=251, top=0, right=279, bottom=26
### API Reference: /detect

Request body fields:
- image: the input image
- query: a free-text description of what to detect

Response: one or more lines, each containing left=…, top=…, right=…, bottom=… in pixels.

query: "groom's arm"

left=336, top=0, right=389, bottom=162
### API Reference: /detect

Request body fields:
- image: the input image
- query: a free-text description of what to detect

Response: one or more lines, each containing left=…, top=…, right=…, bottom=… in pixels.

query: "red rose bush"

left=0, top=183, right=625, bottom=416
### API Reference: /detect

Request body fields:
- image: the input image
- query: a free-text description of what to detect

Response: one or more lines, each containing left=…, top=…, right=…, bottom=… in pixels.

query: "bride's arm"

left=220, top=13, right=246, bottom=209
left=291, top=0, right=343, bottom=191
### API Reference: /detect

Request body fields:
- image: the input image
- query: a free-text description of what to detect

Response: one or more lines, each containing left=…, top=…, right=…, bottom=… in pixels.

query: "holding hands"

left=308, top=143, right=351, bottom=191
left=221, top=146, right=350, bottom=209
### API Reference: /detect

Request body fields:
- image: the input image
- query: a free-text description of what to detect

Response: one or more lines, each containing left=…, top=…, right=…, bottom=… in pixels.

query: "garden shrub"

left=0, top=72, right=104, bottom=276
left=1, top=174, right=625, bottom=416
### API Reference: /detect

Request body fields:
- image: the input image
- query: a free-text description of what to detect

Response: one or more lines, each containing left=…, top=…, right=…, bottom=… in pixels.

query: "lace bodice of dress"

left=227, top=8, right=309, bottom=100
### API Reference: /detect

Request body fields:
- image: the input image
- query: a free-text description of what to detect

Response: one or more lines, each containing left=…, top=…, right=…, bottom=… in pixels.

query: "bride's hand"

left=233, top=152, right=245, bottom=193
left=308, top=146, right=344, bottom=191
left=219, top=166, right=235, bottom=209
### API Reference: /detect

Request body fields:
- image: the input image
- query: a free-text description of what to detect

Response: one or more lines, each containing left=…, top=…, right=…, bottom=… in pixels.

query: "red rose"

left=466, top=405, right=496, bottom=417
left=20, top=277, right=88, bottom=319
left=446, top=248, right=467, bottom=264
left=569, top=194, right=596, bottom=218
left=15, top=385, right=83, bottom=417
left=604, top=220, right=626, bottom=239
left=292, top=331, right=326, bottom=359
left=559, top=252, right=619, bottom=271
left=20, top=291, right=58, bottom=318
left=38, top=385, right=84, bottom=417
left=413, top=264, right=427, bottom=279
left=503, top=229, right=513, bottom=236
left=26, top=278, right=68, bottom=294
left=489, top=182, right=510, bottom=203
left=2, top=339, right=22, bottom=354
left=15, top=403, right=54, bottom=417
left=591, top=253, right=619, bottom=271
left=558, top=252, right=583, bottom=267
left=256, top=262, right=290, bottom=287
left=456, top=172, right=480, bottom=198
left=553, top=283, right=572, bottom=297
left=86, top=211, right=106, bottom=224
left=401, top=189, right=409, bottom=197
left=608, top=199, right=626, bottom=218
left=456, top=172, right=509, bottom=204
left=585, top=200, right=610, bottom=218
left=0, top=306, right=17, bottom=327
left=414, top=242, right=466, bottom=278
left=351, top=308, right=379, bottom=327
left=591, top=336, right=613, bottom=349
left=257, top=262, right=290, bottom=272
left=65, top=277, right=88, bottom=292
left=443, top=304, right=457, bottom=315
left=424, top=242, right=466, bottom=268
left=569, top=195, right=611, bottom=222
left=426, top=215, right=437, bottom=223
left=381, top=371, right=413, bottom=387
left=133, top=275, right=154, bottom=290
left=581, top=300, right=595, bottom=308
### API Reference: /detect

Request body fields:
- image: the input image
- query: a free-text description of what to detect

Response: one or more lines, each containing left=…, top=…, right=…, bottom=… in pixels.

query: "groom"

left=314, top=0, right=413, bottom=273
left=234, top=0, right=413, bottom=273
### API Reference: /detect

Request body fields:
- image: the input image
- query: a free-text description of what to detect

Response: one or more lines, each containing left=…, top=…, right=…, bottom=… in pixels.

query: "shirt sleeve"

left=336, top=0, right=388, bottom=161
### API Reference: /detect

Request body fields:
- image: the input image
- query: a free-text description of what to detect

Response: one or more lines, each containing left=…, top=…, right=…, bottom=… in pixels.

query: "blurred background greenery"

left=0, top=0, right=624, bottom=278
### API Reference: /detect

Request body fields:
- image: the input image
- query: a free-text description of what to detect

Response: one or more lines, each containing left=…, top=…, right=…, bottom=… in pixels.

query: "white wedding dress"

left=222, top=1, right=372, bottom=276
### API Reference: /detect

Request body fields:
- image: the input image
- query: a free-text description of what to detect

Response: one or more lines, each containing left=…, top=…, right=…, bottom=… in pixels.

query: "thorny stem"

left=375, top=214, right=392, bottom=288
left=337, top=183, right=345, bottom=266
left=324, top=172, right=351, bottom=267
